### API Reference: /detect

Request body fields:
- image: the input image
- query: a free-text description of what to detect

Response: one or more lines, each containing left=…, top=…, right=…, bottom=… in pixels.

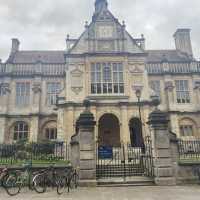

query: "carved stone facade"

left=0, top=0, right=199, bottom=144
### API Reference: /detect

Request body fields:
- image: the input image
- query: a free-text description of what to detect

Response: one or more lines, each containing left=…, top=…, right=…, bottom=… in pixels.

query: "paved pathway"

left=0, top=186, right=200, bottom=200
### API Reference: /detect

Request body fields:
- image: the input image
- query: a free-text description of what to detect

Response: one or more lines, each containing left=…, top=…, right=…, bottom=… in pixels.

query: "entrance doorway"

left=98, top=113, right=120, bottom=147
left=129, top=118, right=144, bottom=147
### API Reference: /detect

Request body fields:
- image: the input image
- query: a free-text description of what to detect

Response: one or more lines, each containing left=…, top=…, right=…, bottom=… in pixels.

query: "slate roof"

left=146, top=50, right=192, bottom=63
left=6, top=49, right=193, bottom=64
left=7, top=51, right=66, bottom=64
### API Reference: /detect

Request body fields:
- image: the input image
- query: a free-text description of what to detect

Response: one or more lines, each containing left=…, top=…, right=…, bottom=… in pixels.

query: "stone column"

left=77, top=100, right=96, bottom=187
left=164, top=81, right=174, bottom=110
left=148, top=109, right=176, bottom=186
left=29, top=117, right=39, bottom=142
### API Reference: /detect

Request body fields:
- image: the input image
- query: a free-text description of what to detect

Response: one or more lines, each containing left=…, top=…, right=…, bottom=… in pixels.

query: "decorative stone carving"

left=70, top=67, right=84, bottom=95
left=129, top=64, right=143, bottom=74
left=32, top=83, right=41, bottom=93
left=193, top=80, right=200, bottom=90
left=165, top=81, right=174, bottom=91
left=0, top=83, right=11, bottom=95
left=97, top=40, right=114, bottom=51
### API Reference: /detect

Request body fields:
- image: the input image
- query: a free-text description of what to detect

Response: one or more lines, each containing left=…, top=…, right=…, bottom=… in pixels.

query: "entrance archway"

left=129, top=118, right=144, bottom=147
left=98, top=113, right=120, bottom=147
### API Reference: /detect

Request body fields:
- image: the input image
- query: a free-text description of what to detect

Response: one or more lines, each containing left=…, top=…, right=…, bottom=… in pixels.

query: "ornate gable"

left=69, top=1, right=144, bottom=55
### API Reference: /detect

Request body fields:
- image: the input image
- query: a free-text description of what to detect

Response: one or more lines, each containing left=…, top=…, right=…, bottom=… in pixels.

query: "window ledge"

left=87, top=95, right=129, bottom=100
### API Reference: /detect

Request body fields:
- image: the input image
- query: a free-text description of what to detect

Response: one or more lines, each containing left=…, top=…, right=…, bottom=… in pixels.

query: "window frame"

left=13, top=121, right=29, bottom=141
left=15, top=82, right=30, bottom=106
left=90, top=62, right=124, bottom=95
left=46, top=82, right=61, bottom=106
left=175, top=80, right=191, bottom=104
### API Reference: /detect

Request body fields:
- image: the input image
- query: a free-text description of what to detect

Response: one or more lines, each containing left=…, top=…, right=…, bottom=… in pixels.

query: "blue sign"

left=98, top=146, right=113, bottom=159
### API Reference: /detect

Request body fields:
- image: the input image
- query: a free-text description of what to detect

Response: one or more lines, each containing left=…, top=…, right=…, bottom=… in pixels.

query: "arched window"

left=43, top=121, right=57, bottom=141
left=179, top=118, right=196, bottom=137
left=13, top=121, right=29, bottom=141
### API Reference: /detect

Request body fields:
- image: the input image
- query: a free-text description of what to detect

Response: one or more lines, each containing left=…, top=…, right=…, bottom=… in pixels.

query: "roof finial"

left=95, top=0, right=108, bottom=13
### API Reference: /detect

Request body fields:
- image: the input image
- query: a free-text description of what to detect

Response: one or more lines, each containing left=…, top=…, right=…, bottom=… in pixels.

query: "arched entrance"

left=129, top=118, right=144, bottom=148
left=98, top=113, right=120, bottom=147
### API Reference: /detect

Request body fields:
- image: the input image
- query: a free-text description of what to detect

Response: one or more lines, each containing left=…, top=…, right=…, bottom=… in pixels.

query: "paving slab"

left=0, top=186, right=200, bottom=200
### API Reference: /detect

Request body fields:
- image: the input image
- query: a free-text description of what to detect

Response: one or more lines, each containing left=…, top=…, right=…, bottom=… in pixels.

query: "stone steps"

left=97, top=176, right=155, bottom=187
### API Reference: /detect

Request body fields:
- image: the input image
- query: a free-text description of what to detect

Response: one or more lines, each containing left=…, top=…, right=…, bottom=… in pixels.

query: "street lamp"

left=132, top=85, right=145, bottom=152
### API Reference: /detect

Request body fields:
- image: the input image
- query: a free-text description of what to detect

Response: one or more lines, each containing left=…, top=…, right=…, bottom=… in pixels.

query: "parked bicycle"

left=33, top=165, right=65, bottom=194
left=57, top=167, right=79, bottom=195
left=0, top=167, right=9, bottom=187
left=4, top=162, right=34, bottom=196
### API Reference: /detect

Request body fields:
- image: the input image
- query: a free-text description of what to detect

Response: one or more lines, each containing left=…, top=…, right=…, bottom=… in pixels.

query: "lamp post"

left=132, top=85, right=144, bottom=151
left=135, top=89, right=142, bottom=122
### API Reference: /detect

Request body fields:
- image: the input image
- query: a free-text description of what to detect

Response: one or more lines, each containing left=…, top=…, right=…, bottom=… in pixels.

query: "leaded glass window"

left=175, top=80, right=190, bottom=103
left=16, top=82, right=30, bottom=106
left=13, top=122, right=29, bottom=141
left=91, top=63, right=124, bottom=94
left=46, top=83, right=61, bottom=105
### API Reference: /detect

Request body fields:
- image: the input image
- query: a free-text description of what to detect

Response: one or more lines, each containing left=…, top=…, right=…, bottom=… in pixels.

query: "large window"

left=149, top=80, right=161, bottom=98
left=13, top=122, right=29, bottom=141
left=91, top=63, right=124, bottom=94
left=175, top=80, right=190, bottom=103
left=16, top=82, right=30, bottom=106
left=46, top=83, right=61, bottom=105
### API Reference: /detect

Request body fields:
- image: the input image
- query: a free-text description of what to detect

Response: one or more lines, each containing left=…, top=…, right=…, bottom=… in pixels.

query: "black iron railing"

left=0, top=141, right=68, bottom=165
left=96, top=136, right=154, bottom=179
left=178, top=140, right=200, bottom=162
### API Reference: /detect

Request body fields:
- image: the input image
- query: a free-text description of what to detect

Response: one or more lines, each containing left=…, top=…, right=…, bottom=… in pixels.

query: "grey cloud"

left=0, top=0, right=199, bottom=61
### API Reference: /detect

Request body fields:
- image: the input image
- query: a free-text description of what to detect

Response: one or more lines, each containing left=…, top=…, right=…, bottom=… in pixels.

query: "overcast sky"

left=0, top=0, right=199, bottom=61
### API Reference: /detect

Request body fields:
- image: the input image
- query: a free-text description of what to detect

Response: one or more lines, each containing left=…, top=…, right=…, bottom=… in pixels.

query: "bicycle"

left=4, top=163, right=34, bottom=196
left=0, top=167, right=9, bottom=187
left=57, top=167, right=79, bottom=195
left=33, top=165, right=64, bottom=194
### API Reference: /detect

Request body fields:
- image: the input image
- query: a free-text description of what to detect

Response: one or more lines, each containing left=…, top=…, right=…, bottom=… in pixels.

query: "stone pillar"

left=119, top=102, right=129, bottom=144
left=29, top=117, right=39, bottom=142
left=148, top=109, right=176, bottom=186
left=32, top=82, right=41, bottom=113
left=0, top=118, right=6, bottom=143
left=76, top=100, right=96, bottom=186
left=164, top=81, right=174, bottom=110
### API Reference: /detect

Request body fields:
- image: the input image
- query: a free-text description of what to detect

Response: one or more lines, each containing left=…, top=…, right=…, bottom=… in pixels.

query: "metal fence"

left=178, top=140, right=200, bottom=162
left=0, top=141, right=69, bottom=165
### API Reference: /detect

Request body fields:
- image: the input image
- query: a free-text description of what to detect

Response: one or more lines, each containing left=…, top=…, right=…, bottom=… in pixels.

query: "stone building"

left=0, top=0, right=199, bottom=146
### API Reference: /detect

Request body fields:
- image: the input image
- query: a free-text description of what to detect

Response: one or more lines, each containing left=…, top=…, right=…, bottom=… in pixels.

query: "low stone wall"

left=176, top=163, right=199, bottom=184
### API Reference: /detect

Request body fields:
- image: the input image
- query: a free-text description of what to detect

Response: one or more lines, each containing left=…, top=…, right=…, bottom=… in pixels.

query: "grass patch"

left=0, top=159, right=70, bottom=168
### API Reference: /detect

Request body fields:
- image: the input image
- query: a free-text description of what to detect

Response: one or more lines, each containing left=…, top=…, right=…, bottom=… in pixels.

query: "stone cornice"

left=0, top=113, right=57, bottom=118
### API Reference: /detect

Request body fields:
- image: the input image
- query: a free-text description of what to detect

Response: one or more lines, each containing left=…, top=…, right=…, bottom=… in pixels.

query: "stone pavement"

left=0, top=186, right=200, bottom=200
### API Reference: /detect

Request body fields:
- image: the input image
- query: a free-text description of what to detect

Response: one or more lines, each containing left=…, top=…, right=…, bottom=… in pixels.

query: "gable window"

left=46, top=82, right=61, bottom=105
left=16, top=82, right=30, bottom=106
left=91, top=63, right=124, bottom=94
left=175, top=80, right=190, bottom=103
left=149, top=80, right=161, bottom=98
left=13, top=122, right=29, bottom=141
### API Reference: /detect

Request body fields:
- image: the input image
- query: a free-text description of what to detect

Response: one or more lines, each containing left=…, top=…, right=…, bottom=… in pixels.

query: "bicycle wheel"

left=33, top=173, right=47, bottom=193
left=56, top=176, right=67, bottom=195
left=5, top=174, right=21, bottom=196
left=69, top=173, right=79, bottom=189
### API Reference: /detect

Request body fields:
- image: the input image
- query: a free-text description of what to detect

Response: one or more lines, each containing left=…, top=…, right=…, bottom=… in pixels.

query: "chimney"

left=173, top=29, right=193, bottom=57
left=11, top=38, right=20, bottom=54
